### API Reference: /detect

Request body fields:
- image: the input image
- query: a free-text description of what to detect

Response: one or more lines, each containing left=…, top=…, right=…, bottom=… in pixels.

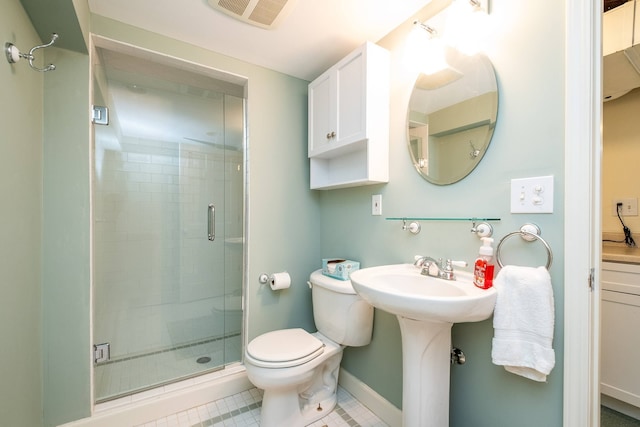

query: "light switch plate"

left=510, top=175, right=554, bottom=213
left=372, top=194, right=382, bottom=216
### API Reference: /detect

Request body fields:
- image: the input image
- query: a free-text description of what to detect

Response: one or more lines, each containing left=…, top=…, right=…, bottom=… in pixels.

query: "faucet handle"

left=439, top=260, right=467, bottom=280
left=445, top=260, right=468, bottom=271
left=450, top=260, right=468, bottom=268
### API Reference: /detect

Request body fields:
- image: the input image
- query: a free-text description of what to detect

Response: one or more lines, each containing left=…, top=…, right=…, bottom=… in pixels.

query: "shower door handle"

left=208, top=204, right=215, bottom=241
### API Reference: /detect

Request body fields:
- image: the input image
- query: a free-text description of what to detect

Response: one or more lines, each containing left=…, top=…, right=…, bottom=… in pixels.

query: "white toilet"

left=245, top=269, right=374, bottom=427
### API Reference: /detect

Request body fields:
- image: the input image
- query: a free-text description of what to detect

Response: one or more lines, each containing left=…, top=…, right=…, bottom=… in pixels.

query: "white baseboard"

left=59, top=367, right=252, bottom=427
left=338, top=368, right=402, bottom=427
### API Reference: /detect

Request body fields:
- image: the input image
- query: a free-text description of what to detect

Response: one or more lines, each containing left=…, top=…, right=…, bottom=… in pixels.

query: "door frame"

left=563, top=0, right=602, bottom=425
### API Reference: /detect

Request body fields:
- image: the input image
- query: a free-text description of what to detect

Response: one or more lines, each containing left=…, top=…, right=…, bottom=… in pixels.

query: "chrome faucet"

left=414, top=256, right=467, bottom=281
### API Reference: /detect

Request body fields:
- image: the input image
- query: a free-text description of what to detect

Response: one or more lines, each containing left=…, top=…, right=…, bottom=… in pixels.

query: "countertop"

left=602, top=231, right=640, bottom=264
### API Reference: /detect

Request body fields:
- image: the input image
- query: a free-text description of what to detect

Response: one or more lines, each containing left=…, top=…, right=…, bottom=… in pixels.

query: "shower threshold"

left=94, top=333, right=241, bottom=403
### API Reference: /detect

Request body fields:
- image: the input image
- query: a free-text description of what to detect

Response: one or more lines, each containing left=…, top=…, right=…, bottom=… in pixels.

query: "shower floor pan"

left=94, top=333, right=241, bottom=403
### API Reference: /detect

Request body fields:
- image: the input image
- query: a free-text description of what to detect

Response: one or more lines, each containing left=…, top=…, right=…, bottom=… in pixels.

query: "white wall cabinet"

left=601, top=262, right=640, bottom=409
left=308, top=42, right=390, bottom=190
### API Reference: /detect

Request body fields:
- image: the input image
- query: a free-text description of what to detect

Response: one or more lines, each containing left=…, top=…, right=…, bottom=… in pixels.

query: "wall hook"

left=5, top=33, right=58, bottom=72
left=469, top=140, right=481, bottom=159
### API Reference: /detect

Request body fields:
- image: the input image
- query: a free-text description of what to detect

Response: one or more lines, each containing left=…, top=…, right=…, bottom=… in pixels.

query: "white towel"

left=491, top=265, right=555, bottom=382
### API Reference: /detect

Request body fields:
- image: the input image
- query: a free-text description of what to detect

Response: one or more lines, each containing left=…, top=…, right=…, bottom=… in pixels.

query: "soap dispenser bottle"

left=473, top=237, right=495, bottom=289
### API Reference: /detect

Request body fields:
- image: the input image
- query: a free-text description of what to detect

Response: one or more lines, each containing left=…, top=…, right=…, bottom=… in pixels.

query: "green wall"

left=334, top=1, right=566, bottom=425
left=42, top=46, right=91, bottom=426
left=0, top=1, right=43, bottom=425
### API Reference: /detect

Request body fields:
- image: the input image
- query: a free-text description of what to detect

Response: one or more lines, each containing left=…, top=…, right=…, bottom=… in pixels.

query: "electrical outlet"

left=612, top=198, right=638, bottom=216
left=372, top=194, right=382, bottom=216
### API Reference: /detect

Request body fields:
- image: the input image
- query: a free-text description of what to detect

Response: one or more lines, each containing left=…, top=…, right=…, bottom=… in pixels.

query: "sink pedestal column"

left=397, top=316, right=453, bottom=427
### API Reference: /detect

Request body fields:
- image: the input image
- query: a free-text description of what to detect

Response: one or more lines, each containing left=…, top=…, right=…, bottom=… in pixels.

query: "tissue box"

left=322, top=258, right=360, bottom=281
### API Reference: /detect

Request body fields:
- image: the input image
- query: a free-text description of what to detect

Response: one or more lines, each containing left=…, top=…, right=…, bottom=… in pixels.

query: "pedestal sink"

left=349, top=264, right=497, bottom=427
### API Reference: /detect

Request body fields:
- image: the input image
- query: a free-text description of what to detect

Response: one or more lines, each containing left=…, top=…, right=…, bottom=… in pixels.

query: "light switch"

left=372, top=194, right=382, bottom=216
left=510, top=176, right=554, bottom=213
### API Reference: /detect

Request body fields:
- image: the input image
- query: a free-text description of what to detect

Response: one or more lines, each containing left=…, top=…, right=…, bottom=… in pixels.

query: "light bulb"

left=404, top=23, right=450, bottom=75
left=444, top=0, right=489, bottom=56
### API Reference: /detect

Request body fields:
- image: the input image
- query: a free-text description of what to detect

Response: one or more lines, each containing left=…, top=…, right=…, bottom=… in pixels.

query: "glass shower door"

left=91, top=47, right=244, bottom=402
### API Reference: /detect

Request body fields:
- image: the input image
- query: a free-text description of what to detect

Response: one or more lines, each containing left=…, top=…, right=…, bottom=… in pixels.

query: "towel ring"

left=495, top=224, right=553, bottom=269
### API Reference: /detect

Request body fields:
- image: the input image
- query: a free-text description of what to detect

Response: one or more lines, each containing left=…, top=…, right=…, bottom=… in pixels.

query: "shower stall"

left=91, top=44, right=246, bottom=403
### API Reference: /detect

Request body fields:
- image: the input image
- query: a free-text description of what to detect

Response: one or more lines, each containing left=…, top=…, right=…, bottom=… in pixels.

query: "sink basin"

left=349, top=263, right=497, bottom=427
left=349, top=263, right=497, bottom=323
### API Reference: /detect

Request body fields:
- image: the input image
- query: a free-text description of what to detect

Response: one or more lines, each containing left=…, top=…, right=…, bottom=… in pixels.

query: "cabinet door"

left=336, top=49, right=366, bottom=144
left=601, top=289, right=640, bottom=407
left=307, top=41, right=389, bottom=189
left=308, top=73, right=334, bottom=154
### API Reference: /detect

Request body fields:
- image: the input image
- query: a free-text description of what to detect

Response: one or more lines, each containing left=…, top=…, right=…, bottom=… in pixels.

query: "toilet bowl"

left=244, top=270, right=373, bottom=427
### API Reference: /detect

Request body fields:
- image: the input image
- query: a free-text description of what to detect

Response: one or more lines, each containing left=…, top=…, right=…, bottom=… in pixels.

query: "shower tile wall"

left=94, top=135, right=234, bottom=360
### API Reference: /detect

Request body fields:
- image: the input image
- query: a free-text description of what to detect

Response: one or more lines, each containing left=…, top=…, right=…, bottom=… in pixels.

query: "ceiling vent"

left=207, top=0, right=298, bottom=29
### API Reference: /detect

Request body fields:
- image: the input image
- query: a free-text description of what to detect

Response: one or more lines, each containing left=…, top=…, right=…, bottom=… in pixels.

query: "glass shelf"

left=385, top=217, right=501, bottom=222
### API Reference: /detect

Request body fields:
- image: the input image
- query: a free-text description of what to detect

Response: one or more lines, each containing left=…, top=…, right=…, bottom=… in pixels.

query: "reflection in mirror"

left=407, top=47, right=498, bottom=185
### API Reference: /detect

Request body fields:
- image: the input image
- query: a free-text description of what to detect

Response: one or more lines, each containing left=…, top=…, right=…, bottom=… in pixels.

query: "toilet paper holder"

left=259, top=272, right=291, bottom=290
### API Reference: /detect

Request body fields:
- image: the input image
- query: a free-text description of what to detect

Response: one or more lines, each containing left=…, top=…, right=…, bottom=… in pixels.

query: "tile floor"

left=133, top=386, right=388, bottom=427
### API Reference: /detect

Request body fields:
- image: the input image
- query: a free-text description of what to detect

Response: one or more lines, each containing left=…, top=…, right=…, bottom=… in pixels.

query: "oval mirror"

left=407, top=47, right=498, bottom=185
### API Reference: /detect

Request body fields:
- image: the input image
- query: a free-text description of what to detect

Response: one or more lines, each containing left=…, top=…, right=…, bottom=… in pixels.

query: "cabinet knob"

left=326, top=131, right=336, bottom=139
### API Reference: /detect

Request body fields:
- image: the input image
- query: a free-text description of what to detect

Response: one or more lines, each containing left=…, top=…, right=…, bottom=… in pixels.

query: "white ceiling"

left=87, top=0, right=431, bottom=81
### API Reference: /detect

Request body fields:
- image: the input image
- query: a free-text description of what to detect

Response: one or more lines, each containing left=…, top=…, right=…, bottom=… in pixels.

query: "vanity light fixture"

left=414, top=20, right=437, bottom=35
left=444, top=0, right=490, bottom=56
left=405, top=0, right=490, bottom=84
left=448, top=0, right=490, bottom=19
left=404, top=20, right=450, bottom=75
left=467, top=0, right=490, bottom=14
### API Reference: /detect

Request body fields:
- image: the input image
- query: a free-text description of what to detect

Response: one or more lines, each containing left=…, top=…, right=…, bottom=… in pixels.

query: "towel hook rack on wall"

left=495, top=223, right=553, bottom=269
left=5, top=33, right=59, bottom=72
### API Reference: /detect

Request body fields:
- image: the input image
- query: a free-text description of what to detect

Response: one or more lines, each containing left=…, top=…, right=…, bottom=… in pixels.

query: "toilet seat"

left=247, top=328, right=325, bottom=368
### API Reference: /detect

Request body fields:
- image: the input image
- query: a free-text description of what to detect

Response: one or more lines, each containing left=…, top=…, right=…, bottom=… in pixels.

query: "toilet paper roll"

left=269, top=272, right=291, bottom=290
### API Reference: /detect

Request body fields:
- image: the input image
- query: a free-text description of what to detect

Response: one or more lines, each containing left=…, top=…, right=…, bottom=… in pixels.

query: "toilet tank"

left=309, top=270, right=373, bottom=347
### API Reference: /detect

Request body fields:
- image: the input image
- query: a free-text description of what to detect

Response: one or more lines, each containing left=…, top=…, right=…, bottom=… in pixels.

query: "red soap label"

left=474, top=260, right=494, bottom=289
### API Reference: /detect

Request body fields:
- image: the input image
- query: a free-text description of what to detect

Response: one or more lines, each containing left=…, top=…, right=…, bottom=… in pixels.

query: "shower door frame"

left=89, top=35, right=249, bottom=405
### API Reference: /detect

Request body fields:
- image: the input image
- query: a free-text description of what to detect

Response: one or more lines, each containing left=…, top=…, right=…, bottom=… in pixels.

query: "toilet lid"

left=247, top=328, right=324, bottom=367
